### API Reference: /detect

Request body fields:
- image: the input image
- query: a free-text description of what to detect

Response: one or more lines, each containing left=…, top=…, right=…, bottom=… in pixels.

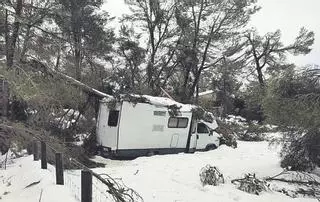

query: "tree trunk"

left=147, top=49, right=156, bottom=93
left=5, top=10, right=9, bottom=61
left=55, top=49, right=61, bottom=71
left=74, top=47, right=81, bottom=80
left=130, top=64, right=136, bottom=91
left=146, top=61, right=154, bottom=91
left=195, top=84, right=199, bottom=105
left=71, top=5, right=82, bottom=81
left=6, top=0, right=23, bottom=68
left=188, top=70, right=201, bottom=103
left=257, top=67, right=264, bottom=86
left=19, top=25, right=31, bottom=61
left=180, top=66, right=191, bottom=102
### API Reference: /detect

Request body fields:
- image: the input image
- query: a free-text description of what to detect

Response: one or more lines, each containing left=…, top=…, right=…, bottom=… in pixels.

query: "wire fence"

left=30, top=136, right=143, bottom=202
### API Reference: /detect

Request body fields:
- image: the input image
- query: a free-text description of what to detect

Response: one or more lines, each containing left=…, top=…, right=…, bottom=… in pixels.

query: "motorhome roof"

left=101, top=94, right=195, bottom=112
left=135, top=95, right=195, bottom=111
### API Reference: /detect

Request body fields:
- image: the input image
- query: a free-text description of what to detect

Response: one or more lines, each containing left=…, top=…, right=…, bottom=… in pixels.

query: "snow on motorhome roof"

left=140, top=95, right=195, bottom=111
left=101, top=94, right=195, bottom=111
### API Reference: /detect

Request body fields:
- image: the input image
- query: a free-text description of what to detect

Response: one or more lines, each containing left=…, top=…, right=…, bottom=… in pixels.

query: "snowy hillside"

left=1, top=141, right=318, bottom=202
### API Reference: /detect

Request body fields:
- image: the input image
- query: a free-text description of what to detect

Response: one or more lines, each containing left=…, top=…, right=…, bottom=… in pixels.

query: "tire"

left=205, top=144, right=217, bottom=151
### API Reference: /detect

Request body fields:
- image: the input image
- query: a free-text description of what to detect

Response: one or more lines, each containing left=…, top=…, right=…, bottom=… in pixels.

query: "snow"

left=92, top=141, right=317, bottom=202
left=198, top=90, right=214, bottom=97
left=101, top=94, right=196, bottom=112
left=139, top=95, right=195, bottom=111
left=0, top=154, right=76, bottom=202
left=226, top=115, right=247, bottom=124
left=1, top=141, right=318, bottom=202
left=201, top=120, right=218, bottom=130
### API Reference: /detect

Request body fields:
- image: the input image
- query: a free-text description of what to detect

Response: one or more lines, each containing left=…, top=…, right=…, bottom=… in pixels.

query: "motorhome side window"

left=108, top=110, right=119, bottom=127
left=197, top=123, right=209, bottom=133
left=168, top=117, right=188, bottom=128
left=153, top=111, right=166, bottom=116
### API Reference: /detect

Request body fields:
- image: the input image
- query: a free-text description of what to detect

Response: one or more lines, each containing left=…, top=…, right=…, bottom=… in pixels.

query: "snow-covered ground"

left=0, top=141, right=318, bottom=202
left=0, top=153, right=76, bottom=202
left=92, top=141, right=318, bottom=202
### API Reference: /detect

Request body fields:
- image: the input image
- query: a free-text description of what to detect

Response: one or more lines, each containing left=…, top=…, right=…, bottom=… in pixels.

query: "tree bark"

left=55, top=49, right=61, bottom=71
left=256, top=67, right=264, bottom=86
left=7, top=0, right=23, bottom=68
left=19, top=25, right=31, bottom=61
left=5, top=10, right=9, bottom=61
left=180, top=66, right=190, bottom=102
left=71, top=4, right=82, bottom=81
left=188, top=70, right=201, bottom=101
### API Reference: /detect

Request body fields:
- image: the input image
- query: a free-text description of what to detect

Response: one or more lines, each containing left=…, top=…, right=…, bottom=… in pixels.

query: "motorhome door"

left=196, top=122, right=218, bottom=150
left=188, top=119, right=198, bottom=152
left=96, top=102, right=121, bottom=151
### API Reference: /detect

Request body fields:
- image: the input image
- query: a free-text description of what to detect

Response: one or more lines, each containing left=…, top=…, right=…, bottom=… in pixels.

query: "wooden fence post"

left=55, top=153, right=64, bottom=185
left=33, top=140, right=39, bottom=161
left=41, top=141, right=47, bottom=169
left=81, top=170, right=92, bottom=202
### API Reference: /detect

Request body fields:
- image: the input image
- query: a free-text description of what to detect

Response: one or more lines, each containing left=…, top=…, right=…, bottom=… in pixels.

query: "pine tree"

left=173, top=0, right=259, bottom=102
left=244, top=28, right=314, bottom=86
left=54, top=0, right=115, bottom=81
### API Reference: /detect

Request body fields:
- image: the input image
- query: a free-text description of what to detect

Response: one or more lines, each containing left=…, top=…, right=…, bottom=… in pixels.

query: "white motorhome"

left=96, top=95, right=220, bottom=158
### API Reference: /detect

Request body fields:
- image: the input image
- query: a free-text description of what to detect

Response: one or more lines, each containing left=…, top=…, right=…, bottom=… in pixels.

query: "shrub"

left=200, top=165, right=224, bottom=186
left=263, top=69, right=320, bottom=171
left=280, top=129, right=320, bottom=171
left=232, top=173, right=269, bottom=195
left=237, top=123, right=266, bottom=142
left=215, top=119, right=237, bottom=148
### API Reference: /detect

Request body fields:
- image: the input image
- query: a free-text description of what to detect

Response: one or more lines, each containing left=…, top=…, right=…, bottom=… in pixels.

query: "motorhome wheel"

left=205, top=144, right=217, bottom=151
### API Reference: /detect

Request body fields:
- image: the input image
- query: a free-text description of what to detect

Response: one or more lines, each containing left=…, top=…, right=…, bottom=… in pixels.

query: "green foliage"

left=191, top=107, right=214, bottom=122
left=173, top=0, right=259, bottom=101
left=51, top=0, right=115, bottom=80
left=238, top=123, right=266, bottom=142
left=112, top=25, right=146, bottom=93
left=215, top=119, right=238, bottom=148
left=0, top=121, right=37, bottom=155
left=236, top=82, right=265, bottom=122
left=0, top=67, right=84, bottom=108
left=123, top=0, right=179, bottom=94
left=245, top=28, right=314, bottom=86
left=280, top=129, right=320, bottom=171
left=0, top=65, right=94, bottom=139
left=263, top=69, right=320, bottom=128
left=242, top=82, right=266, bottom=107
left=217, top=118, right=267, bottom=143
left=262, top=67, right=320, bottom=170
left=292, top=27, right=315, bottom=55
left=198, top=58, right=244, bottom=116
